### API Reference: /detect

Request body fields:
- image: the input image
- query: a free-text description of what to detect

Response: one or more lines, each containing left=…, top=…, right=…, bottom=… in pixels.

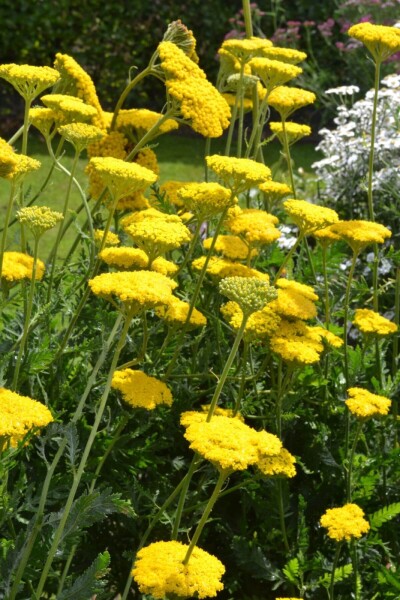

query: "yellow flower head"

left=262, top=47, right=307, bottom=65
left=29, top=107, right=59, bottom=138
left=330, top=220, right=392, bottom=253
left=270, top=320, right=325, bottom=365
left=16, top=206, right=63, bottom=238
left=132, top=540, right=225, bottom=599
left=353, top=308, right=397, bottom=337
left=348, top=22, right=400, bottom=62
left=181, top=413, right=282, bottom=472
left=225, top=207, right=280, bottom=247
left=4, top=154, right=41, bottom=183
left=268, top=86, right=316, bottom=120
left=53, top=53, right=106, bottom=128
left=177, top=182, right=235, bottom=218
left=204, top=235, right=258, bottom=261
left=1, top=252, right=45, bottom=283
left=85, top=157, right=157, bottom=201
left=41, top=93, right=97, bottom=123
left=219, top=37, right=273, bottom=66
left=99, top=247, right=177, bottom=276
left=270, top=279, right=318, bottom=321
left=111, top=369, right=173, bottom=410
left=0, top=141, right=18, bottom=178
left=259, top=180, right=292, bottom=206
left=93, top=229, right=120, bottom=247
left=313, top=225, right=341, bottom=248
left=221, top=301, right=281, bottom=342
left=192, top=256, right=270, bottom=281
left=257, top=447, right=296, bottom=478
left=206, top=155, right=271, bottom=194
left=107, top=108, right=178, bottom=139
left=320, top=503, right=370, bottom=542
left=345, top=387, right=391, bottom=420
left=88, top=270, right=177, bottom=312
left=155, top=296, right=207, bottom=329
left=125, top=216, right=191, bottom=257
left=0, top=387, right=53, bottom=441
left=158, top=41, right=230, bottom=138
left=155, top=180, right=197, bottom=208
left=270, top=121, right=311, bottom=146
left=57, top=122, right=103, bottom=151
left=283, top=199, right=339, bottom=235
left=219, top=276, right=277, bottom=316
left=0, top=63, right=59, bottom=102
left=249, top=57, right=302, bottom=92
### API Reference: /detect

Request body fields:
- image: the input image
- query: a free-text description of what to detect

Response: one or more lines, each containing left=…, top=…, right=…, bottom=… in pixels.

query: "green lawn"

left=0, top=131, right=321, bottom=259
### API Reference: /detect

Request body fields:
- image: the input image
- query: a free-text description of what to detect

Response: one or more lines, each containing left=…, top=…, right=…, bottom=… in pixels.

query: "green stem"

left=163, top=208, right=229, bottom=379
left=0, top=182, right=16, bottom=282
left=110, top=66, right=152, bottom=131
left=12, top=236, right=40, bottom=389
left=175, top=220, right=202, bottom=277
left=233, top=341, right=249, bottom=416
left=346, top=420, right=363, bottom=502
left=171, top=455, right=201, bottom=540
left=242, top=0, right=254, bottom=38
left=392, top=268, right=400, bottom=447
left=343, top=252, right=358, bottom=391
left=329, top=543, right=342, bottom=600
left=367, top=60, right=381, bottom=222
left=56, top=414, right=130, bottom=597
left=8, top=313, right=123, bottom=599
left=206, top=313, right=249, bottom=421
left=183, top=470, right=228, bottom=565
left=7, top=125, right=24, bottom=146
left=35, top=312, right=132, bottom=597
left=125, top=109, right=175, bottom=162
left=120, top=473, right=193, bottom=600
left=282, top=119, right=296, bottom=197
left=277, top=479, right=290, bottom=553
left=273, top=234, right=303, bottom=284
left=204, top=137, right=211, bottom=181
left=237, top=65, right=246, bottom=158
left=46, top=149, right=80, bottom=302
left=224, top=97, right=239, bottom=157
left=344, top=251, right=358, bottom=458
left=245, top=94, right=268, bottom=159
left=322, top=247, right=330, bottom=328
left=304, top=237, right=317, bottom=285
left=351, top=539, right=360, bottom=600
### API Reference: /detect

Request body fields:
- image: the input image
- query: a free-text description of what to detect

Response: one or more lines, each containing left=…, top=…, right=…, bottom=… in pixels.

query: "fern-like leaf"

left=58, top=550, right=110, bottom=600
left=369, top=503, right=400, bottom=531
left=283, top=557, right=299, bottom=585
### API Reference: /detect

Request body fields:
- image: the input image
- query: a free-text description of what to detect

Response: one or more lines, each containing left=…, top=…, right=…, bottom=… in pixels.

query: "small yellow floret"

left=206, top=155, right=271, bottom=193
left=345, top=387, right=391, bottom=420
left=283, top=199, right=339, bottom=235
left=353, top=308, right=397, bottom=336
left=1, top=252, right=45, bottom=282
left=112, top=369, right=173, bottom=409
left=0, top=387, right=53, bottom=441
left=320, top=503, right=370, bottom=541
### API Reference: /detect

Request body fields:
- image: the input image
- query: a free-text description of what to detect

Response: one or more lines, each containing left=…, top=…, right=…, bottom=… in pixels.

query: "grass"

left=0, top=131, right=321, bottom=259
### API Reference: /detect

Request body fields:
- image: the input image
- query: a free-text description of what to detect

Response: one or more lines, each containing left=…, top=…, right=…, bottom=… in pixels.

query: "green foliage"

left=370, top=503, right=400, bottom=532
left=58, top=550, right=111, bottom=600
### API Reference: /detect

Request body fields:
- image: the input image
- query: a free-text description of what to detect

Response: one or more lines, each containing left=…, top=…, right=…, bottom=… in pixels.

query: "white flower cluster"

left=312, top=74, right=400, bottom=218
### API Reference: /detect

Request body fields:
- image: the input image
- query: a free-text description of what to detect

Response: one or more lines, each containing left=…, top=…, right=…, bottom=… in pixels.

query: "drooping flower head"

left=158, top=41, right=230, bottom=138
left=111, top=369, right=173, bottom=410
left=132, top=540, right=225, bottom=599
left=206, top=155, right=271, bottom=195
left=0, top=63, right=59, bottom=102
left=353, top=308, right=397, bottom=337
left=283, top=199, right=339, bottom=235
left=348, top=22, right=400, bottom=63
left=345, top=387, right=391, bottom=420
left=0, top=387, right=53, bottom=443
left=320, top=503, right=370, bottom=541
left=53, top=53, right=106, bottom=128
